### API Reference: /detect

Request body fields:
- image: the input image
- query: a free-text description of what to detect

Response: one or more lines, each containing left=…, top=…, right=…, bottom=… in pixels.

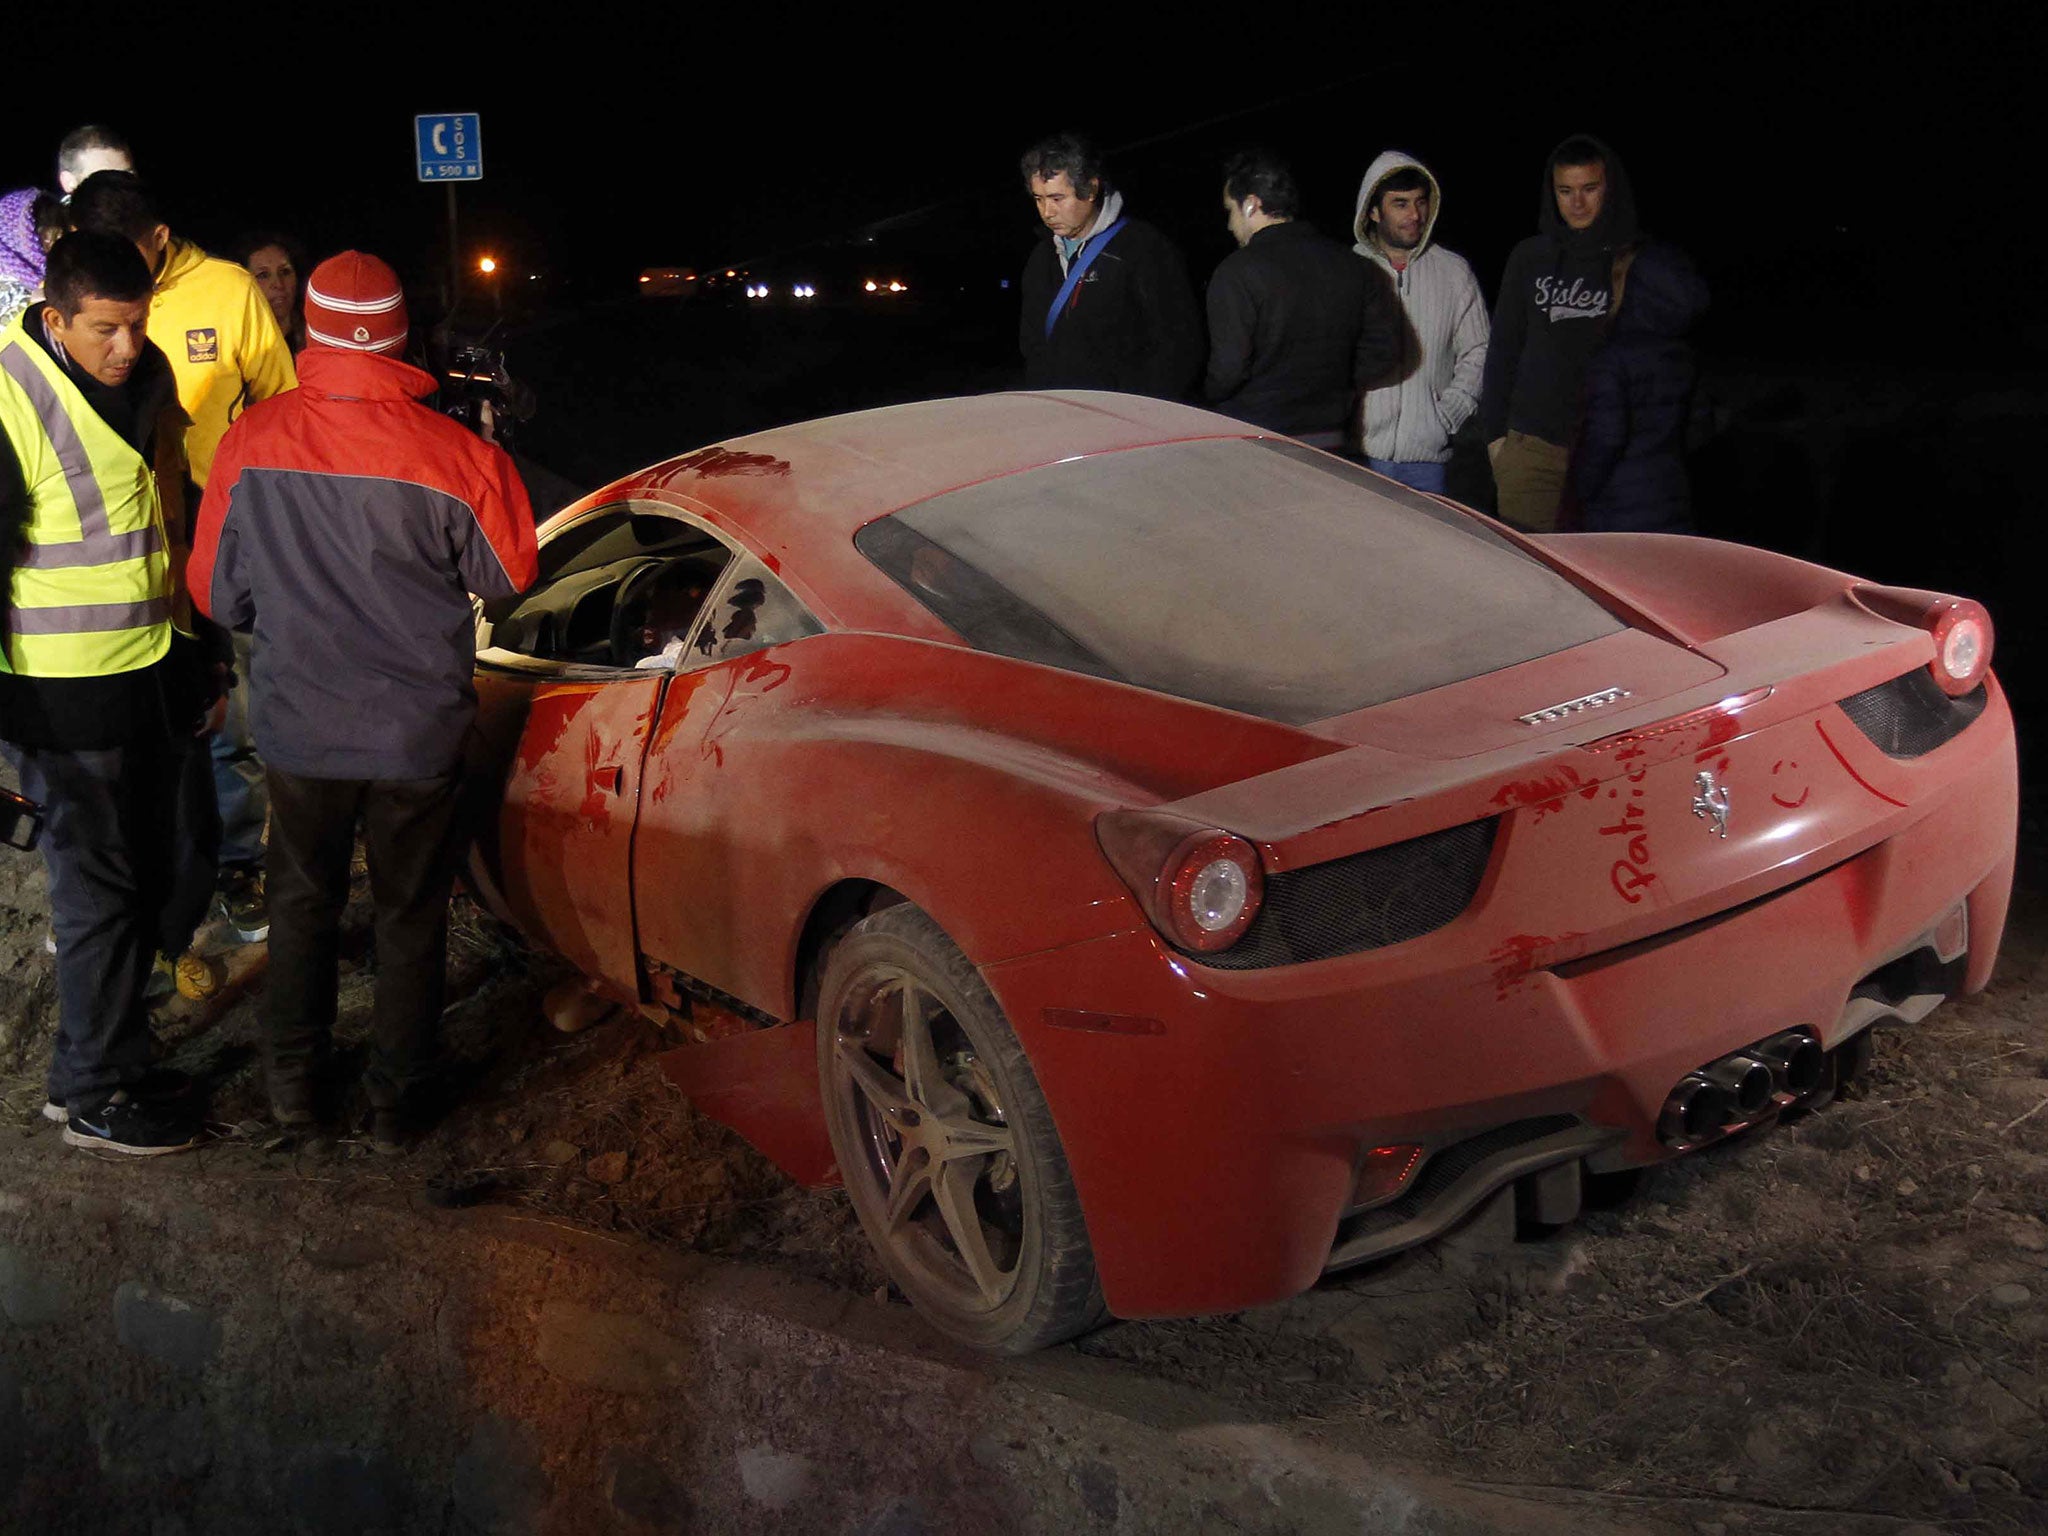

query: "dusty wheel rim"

left=827, top=963, right=1025, bottom=1314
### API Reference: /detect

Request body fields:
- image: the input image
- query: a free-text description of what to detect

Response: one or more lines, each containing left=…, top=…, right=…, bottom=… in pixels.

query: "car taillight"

left=1096, top=811, right=1266, bottom=954
left=1853, top=585, right=1994, bottom=698
left=1163, top=832, right=1263, bottom=951
left=1926, top=599, right=1992, bottom=696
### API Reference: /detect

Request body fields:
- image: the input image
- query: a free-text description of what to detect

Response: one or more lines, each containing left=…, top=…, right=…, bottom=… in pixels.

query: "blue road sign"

left=416, top=113, right=482, bottom=182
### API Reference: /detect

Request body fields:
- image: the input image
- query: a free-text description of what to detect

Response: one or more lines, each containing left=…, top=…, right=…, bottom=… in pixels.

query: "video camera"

left=440, top=342, right=536, bottom=453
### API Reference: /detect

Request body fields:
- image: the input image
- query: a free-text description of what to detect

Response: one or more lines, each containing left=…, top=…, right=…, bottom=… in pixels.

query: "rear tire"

left=816, top=904, right=1106, bottom=1352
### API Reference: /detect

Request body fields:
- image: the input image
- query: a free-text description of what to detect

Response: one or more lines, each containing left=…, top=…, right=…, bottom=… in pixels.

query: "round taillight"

left=1164, top=833, right=1264, bottom=952
left=1927, top=600, right=1993, bottom=696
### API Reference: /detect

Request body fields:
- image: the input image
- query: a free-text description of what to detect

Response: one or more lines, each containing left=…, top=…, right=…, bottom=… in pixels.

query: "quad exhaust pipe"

left=1659, top=1074, right=1731, bottom=1144
left=1754, top=1029, right=1825, bottom=1097
left=1659, top=1028, right=1830, bottom=1147
left=1703, top=1054, right=1776, bottom=1115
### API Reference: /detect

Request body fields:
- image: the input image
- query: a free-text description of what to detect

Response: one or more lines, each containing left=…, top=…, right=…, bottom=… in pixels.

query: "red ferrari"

left=464, top=391, right=2016, bottom=1352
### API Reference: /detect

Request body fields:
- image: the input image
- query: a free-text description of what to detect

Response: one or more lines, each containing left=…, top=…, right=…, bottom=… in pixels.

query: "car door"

left=467, top=503, right=736, bottom=991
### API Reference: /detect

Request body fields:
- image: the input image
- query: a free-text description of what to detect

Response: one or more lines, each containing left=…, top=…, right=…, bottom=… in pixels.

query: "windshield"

left=855, top=438, right=1624, bottom=724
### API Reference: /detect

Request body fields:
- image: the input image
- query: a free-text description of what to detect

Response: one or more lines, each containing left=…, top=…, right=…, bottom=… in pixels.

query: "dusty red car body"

left=465, top=391, right=2017, bottom=1320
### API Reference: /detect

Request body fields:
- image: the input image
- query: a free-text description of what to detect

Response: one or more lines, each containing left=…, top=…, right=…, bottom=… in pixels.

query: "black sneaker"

left=218, top=866, right=269, bottom=944
left=61, top=1094, right=201, bottom=1156
left=45, top=1068, right=199, bottom=1125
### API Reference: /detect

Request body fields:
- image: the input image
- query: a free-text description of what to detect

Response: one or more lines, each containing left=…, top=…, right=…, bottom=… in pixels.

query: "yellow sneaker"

left=153, top=951, right=225, bottom=1002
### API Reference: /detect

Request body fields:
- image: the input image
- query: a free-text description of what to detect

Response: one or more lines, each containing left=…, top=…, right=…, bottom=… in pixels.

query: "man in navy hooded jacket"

left=1570, top=242, right=1711, bottom=532
left=1477, top=135, right=1639, bottom=531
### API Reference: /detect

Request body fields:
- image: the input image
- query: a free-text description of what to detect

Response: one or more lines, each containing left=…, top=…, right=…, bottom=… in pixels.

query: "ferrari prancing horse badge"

left=1692, top=770, right=1732, bottom=838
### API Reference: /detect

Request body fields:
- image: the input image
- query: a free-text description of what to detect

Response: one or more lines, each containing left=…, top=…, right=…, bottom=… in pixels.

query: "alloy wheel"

left=828, top=966, right=1024, bottom=1311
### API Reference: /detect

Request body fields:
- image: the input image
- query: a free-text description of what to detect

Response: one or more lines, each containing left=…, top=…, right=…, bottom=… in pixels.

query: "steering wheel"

left=607, top=558, right=669, bottom=667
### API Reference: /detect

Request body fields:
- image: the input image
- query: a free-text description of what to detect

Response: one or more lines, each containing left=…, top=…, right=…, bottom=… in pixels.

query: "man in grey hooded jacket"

left=1353, top=151, right=1489, bottom=494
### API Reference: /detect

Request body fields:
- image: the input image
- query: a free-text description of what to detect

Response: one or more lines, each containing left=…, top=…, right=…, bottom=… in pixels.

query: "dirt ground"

left=3, top=767, right=2045, bottom=1535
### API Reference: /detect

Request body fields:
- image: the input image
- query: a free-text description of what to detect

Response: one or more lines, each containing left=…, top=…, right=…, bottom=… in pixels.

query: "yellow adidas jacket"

left=151, top=239, right=297, bottom=488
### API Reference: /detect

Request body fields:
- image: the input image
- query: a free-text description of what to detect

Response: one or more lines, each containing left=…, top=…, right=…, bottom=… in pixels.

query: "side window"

left=477, top=505, right=734, bottom=668
left=681, top=557, right=822, bottom=669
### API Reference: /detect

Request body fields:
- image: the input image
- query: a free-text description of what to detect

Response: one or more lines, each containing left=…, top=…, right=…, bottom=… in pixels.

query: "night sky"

left=5, top=2, right=2038, bottom=361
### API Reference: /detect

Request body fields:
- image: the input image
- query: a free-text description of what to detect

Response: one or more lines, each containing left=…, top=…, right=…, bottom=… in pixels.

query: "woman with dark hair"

left=232, top=231, right=307, bottom=353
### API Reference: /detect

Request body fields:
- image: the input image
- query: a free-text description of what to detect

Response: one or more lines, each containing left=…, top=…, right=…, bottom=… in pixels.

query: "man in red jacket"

left=190, top=252, right=538, bottom=1150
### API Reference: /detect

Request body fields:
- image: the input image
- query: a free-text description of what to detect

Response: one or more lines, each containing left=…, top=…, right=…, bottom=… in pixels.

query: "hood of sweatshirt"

left=154, top=236, right=214, bottom=293
left=1054, top=188, right=1126, bottom=273
left=1614, top=242, right=1709, bottom=340
left=1537, top=135, right=1639, bottom=251
left=1352, top=150, right=1440, bottom=259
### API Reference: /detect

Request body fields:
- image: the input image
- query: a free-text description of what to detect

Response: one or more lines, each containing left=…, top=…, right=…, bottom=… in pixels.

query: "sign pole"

left=415, top=113, right=484, bottom=314
left=446, top=182, right=459, bottom=315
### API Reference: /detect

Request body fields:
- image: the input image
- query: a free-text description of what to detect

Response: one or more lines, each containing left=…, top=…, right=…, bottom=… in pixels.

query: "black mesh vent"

left=1192, top=818, right=1497, bottom=970
left=1342, top=1115, right=1581, bottom=1235
left=1837, top=669, right=1987, bottom=759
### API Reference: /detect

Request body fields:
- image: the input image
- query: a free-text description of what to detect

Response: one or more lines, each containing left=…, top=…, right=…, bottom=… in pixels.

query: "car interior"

left=480, top=515, right=733, bottom=668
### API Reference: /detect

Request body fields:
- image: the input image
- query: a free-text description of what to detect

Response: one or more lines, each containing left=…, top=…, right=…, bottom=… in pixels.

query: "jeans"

left=4, top=732, right=219, bottom=1111
left=1365, top=458, right=1450, bottom=495
left=210, top=631, right=267, bottom=870
left=265, top=768, right=463, bottom=1108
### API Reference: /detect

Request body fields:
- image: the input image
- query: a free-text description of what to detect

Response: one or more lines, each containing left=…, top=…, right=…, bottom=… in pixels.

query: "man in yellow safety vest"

left=0, top=231, right=225, bottom=1154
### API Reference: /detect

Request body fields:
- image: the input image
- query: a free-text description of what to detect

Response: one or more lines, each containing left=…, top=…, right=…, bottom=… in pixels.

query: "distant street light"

left=478, top=256, right=498, bottom=275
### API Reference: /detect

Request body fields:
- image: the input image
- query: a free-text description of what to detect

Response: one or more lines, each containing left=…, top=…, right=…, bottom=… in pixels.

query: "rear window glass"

left=855, top=438, right=1623, bottom=724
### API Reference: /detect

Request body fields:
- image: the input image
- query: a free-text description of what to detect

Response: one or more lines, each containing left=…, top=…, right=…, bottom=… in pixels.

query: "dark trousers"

left=264, top=767, right=462, bottom=1108
left=4, top=733, right=219, bottom=1111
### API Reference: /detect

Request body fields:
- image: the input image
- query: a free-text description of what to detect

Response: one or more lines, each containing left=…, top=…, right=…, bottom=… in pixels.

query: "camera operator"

left=440, top=339, right=529, bottom=453
left=188, top=251, right=538, bottom=1152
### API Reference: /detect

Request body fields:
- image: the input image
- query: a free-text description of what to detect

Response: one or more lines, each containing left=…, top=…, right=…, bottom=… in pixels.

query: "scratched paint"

left=646, top=674, right=715, bottom=806
left=577, top=728, right=618, bottom=827
left=1814, top=719, right=1909, bottom=808
left=1602, top=741, right=1659, bottom=903
left=1769, top=756, right=1811, bottom=809
left=666, top=445, right=792, bottom=480
left=516, top=688, right=596, bottom=771
left=1488, top=765, right=1591, bottom=822
left=1585, top=691, right=1761, bottom=774
left=647, top=670, right=710, bottom=756
left=1486, top=931, right=1587, bottom=999
left=741, top=649, right=794, bottom=691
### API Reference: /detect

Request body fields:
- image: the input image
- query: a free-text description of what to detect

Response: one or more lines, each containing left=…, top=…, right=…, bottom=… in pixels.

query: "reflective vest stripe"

left=0, top=341, right=165, bottom=565
left=17, top=528, right=164, bottom=569
left=7, top=595, right=172, bottom=636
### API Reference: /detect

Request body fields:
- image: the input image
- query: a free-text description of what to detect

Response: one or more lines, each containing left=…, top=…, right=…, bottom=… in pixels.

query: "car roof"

left=582, top=390, right=1260, bottom=632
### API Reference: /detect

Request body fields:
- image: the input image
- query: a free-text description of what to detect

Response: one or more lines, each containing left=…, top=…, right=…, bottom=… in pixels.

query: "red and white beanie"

left=304, top=251, right=409, bottom=355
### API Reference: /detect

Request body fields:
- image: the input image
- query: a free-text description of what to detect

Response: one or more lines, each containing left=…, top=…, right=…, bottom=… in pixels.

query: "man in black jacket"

left=1018, top=133, right=1201, bottom=400
left=1478, top=135, right=1641, bottom=530
left=1204, top=150, right=1402, bottom=446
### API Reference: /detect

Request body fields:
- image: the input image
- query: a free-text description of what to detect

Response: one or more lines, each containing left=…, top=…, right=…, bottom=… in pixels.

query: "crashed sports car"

left=463, top=390, right=2016, bottom=1353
